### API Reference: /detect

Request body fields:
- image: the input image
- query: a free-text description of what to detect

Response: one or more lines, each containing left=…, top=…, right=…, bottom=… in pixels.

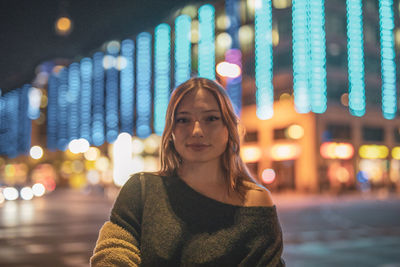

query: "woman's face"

left=172, top=88, right=229, bottom=165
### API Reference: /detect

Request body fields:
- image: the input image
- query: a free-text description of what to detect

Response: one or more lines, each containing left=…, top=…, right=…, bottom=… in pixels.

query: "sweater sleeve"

left=91, top=173, right=144, bottom=266
left=239, top=208, right=285, bottom=267
left=90, top=221, right=141, bottom=266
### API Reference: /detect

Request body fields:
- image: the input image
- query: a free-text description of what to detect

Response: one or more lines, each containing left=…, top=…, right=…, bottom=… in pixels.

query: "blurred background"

left=0, top=0, right=400, bottom=266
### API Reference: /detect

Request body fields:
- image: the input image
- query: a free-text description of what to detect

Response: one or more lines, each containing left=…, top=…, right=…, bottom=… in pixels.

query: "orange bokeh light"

left=320, top=142, right=354, bottom=159
left=270, top=143, right=301, bottom=161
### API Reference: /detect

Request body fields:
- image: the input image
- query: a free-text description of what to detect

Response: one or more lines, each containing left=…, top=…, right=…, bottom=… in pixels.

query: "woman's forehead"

left=177, top=88, right=220, bottom=111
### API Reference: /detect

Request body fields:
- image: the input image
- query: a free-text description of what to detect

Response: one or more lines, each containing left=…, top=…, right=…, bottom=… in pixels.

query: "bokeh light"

left=216, top=61, right=241, bottom=78
left=84, top=147, right=100, bottom=161
left=55, top=16, right=72, bottom=35
left=20, top=187, right=34, bottom=200
left=3, top=187, right=19, bottom=201
left=286, top=124, right=304, bottom=139
left=30, top=146, right=43, bottom=160
left=32, top=183, right=46, bottom=197
left=262, top=169, right=276, bottom=184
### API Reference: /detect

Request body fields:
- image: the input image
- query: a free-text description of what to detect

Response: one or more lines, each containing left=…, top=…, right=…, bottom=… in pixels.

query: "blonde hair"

left=158, top=77, right=254, bottom=200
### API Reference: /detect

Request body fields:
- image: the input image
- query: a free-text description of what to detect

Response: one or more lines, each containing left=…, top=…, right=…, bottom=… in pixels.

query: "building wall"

left=241, top=98, right=318, bottom=192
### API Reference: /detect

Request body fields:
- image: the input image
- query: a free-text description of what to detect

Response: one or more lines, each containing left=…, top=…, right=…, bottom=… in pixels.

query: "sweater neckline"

left=172, top=174, right=276, bottom=211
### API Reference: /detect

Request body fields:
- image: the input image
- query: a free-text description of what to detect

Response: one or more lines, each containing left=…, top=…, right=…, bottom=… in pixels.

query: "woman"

left=91, top=78, right=285, bottom=266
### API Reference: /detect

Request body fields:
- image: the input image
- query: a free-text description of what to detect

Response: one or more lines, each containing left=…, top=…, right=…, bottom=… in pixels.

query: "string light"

left=292, top=0, right=311, bottom=113
left=47, top=74, right=58, bottom=150
left=120, top=39, right=135, bottom=135
left=255, top=0, right=274, bottom=119
left=309, top=0, right=327, bottom=113
left=198, top=4, right=215, bottom=79
left=80, top=57, right=93, bottom=142
left=105, top=46, right=119, bottom=143
left=136, top=32, right=152, bottom=138
left=92, top=52, right=105, bottom=146
left=18, top=85, right=31, bottom=154
left=346, top=0, right=365, bottom=116
left=379, top=0, right=397, bottom=119
left=68, top=62, right=80, bottom=141
left=225, top=0, right=242, bottom=117
left=175, top=15, right=192, bottom=87
left=154, top=24, right=171, bottom=136
left=57, top=67, right=69, bottom=151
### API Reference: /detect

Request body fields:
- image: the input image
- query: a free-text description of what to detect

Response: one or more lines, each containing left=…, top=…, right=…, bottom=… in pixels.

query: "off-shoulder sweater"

left=91, top=173, right=285, bottom=266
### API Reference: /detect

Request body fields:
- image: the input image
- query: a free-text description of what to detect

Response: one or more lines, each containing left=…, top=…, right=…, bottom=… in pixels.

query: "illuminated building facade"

left=239, top=0, right=400, bottom=192
left=0, top=0, right=399, bottom=195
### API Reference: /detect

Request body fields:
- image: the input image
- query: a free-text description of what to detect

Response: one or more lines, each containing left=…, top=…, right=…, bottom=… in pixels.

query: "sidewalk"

left=272, top=189, right=400, bottom=210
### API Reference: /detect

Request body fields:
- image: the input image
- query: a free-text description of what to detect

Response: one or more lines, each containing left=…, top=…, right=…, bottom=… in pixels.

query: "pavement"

left=0, top=188, right=399, bottom=267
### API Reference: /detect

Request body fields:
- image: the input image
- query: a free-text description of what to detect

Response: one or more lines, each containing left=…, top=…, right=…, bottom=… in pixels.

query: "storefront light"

left=270, top=143, right=301, bottom=161
left=320, top=142, right=354, bottom=159
left=241, top=146, right=262, bottom=163
left=392, top=146, right=400, bottom=160
left=359, top=145, right=389, bottom=159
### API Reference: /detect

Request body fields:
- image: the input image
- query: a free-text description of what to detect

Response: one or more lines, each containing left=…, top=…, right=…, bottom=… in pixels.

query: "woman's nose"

left=192, top=121, right=204, bottom=137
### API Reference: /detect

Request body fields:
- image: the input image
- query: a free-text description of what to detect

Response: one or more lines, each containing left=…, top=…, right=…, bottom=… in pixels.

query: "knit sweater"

left=91, top=172, right=285, bottom=266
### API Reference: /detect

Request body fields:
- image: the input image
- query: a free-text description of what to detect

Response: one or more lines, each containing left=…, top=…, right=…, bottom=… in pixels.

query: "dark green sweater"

left=110, top=172, right=285, bottom=266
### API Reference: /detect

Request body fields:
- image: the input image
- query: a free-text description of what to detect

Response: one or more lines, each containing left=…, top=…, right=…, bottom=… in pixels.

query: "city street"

left=0, top=188, right=399, bottom=267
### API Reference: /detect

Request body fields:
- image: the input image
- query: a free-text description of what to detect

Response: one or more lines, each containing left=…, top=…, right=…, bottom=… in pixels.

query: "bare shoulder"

left=244, top=181, right=274, bottom=207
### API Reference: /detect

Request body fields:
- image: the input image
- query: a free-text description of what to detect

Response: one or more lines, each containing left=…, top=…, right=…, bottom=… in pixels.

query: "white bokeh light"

left=32, top=183, right=46, bottom=197
left=20, top=187, right=34, bottom=200
left=30, top=146, right=43, bottom=159
left=3, top=187, right=19, bottom=201
left=113, top=133, right=134, bottom=187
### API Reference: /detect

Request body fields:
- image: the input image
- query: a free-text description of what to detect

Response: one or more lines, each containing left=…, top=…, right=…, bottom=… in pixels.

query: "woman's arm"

left=91, top=173, right=145, bottom=266
left=90, top=221, right=141, bottom=266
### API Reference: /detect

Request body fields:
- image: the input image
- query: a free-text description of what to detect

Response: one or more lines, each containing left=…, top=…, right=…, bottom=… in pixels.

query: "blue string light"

left=0, top=88, right=4, bottom=155
left=120, top=39, right=135, bottom=135
left=105, top=48, right=119, bottom=143
left=255, top=0, right=274, bottom=119
left=68, top=62, right=81, bottom=142
left=92, top=52, right=105, bottom=146
left=379, top=0, right=397, bottom=119
left=225, top=0, right=242, bottom=117
left=57, top=67, right=69, bottom=151
left=3, top=90, right=19, bottom=157
left=80, top=57, right=93, bottom=142
left=18, top=85, right=31, bottom=155
left=225, top=49, right=242, bottom=116
left=346, top=0, right=366, bottom=117
left=292, top=0, right=311, bottom=113
left=198, top=4, right=215, bottom=80
left=154, top=24, right=171, bottom=136
left=309, top=0, right=327, bottom=113
left=47, top=74, right=58, bottom=150
left=175, top=15, right=192, bottom=87
left=225, top=0, right=240, bottom=49
left=136, top=32, right=152, bottom=138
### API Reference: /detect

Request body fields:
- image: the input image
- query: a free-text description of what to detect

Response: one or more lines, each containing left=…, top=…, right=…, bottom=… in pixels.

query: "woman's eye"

left=207, top=116, right=220, bottom=121
left=176, top=117, right=189, bottom=123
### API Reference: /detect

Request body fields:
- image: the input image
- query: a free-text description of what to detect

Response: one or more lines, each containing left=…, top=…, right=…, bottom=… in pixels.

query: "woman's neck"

left=177, top=160, right=226, bottom=188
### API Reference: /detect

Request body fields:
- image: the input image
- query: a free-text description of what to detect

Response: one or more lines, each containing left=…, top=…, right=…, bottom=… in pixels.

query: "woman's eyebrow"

left=177, top=109, right=219, bottom=114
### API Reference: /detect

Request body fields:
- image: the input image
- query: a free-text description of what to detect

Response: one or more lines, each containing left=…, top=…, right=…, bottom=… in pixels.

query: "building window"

left=244, top=131, right=258, bottom=142
left=246, top=162, right=259, bottom=178
left=325, top=124, right=352, bottom=140
left=273, top=128, right=287, bottom=140
left=394, top=127, right=400, bottom=143
left=362, top=126, right=384, bottom=142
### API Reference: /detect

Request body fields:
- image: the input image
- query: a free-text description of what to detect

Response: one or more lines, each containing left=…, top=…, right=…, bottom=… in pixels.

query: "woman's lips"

left=186, top=144, right=210, bottom=151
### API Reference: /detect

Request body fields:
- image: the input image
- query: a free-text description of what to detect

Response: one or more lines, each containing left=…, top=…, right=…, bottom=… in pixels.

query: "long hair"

left=158, top=77, right=254, bottom=200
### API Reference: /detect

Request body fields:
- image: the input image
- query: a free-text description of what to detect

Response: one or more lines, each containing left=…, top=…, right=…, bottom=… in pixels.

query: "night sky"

left=0, top=0, right=208, bottom=92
